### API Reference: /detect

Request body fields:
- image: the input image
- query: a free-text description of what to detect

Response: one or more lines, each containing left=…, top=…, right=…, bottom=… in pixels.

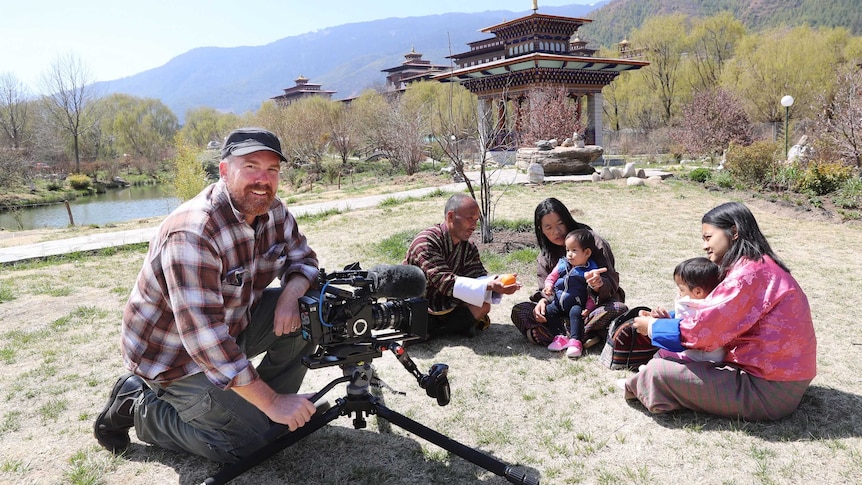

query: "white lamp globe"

left=781, top=95, right=794, bottom=107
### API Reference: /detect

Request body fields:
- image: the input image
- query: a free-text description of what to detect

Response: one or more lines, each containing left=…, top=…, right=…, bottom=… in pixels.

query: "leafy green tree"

left=99, top=94, right=178, bottom=168
left=322, top=100, right=357, bottom=170
left=280, top=96, right=331, bottom=175
left=721, top=25, right=850, bottom=123
left=170, top=133, right=208, bottom=201
left=253, top=100, right=290, bottom=149
left=687, top=12, right=746, bottom=92
left=630, top=14, right=692, bottom=125
left=181, top=107, right=239, bottom=148
left=350, top=89, right=391, bottom=158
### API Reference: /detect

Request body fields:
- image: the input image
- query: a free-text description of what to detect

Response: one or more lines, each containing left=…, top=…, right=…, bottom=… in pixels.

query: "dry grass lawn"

left=1, top=177, right=861, bottom=485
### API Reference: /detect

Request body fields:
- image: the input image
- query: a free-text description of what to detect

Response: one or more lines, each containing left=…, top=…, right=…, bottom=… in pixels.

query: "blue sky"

left=1, top=0, right=599, bottom=92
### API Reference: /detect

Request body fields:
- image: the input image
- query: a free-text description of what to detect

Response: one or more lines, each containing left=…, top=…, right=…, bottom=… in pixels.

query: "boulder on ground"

left=516, top=146, right=604, bottom=175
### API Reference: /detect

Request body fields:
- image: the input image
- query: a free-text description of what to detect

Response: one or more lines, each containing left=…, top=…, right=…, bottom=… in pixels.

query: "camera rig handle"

left=382, top=342, right=450, bottom=406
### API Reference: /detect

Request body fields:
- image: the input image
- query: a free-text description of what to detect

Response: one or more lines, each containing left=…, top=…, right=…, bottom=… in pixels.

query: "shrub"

left=66, top=174, right=92, bottom=191
left=723, top=141, right=781, bottom=187
left=796, top=162, right=853, bottom=195
left=769, top=163, right=803, bottom=192
left=283, top=166, right=306, bottom=190
left=171, top=135, right=208, bottom=202
left=832, top=176, right=862, bottom=209
left=688, top=167, right=712, bottom=183
left=712, top=170, right=735, bottom=189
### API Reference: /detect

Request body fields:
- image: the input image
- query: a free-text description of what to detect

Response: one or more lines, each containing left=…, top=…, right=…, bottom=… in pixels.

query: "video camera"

left=298, top=263, right=428, bottom=369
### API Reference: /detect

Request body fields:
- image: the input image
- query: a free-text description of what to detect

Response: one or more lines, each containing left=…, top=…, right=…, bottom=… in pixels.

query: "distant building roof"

left=382, top=47, right=448, bottom=91
left=271, top=75, right=336, bottom=106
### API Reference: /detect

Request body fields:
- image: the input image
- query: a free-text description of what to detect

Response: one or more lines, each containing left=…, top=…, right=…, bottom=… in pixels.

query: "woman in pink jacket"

left=623, top=201, right=816, bottom=421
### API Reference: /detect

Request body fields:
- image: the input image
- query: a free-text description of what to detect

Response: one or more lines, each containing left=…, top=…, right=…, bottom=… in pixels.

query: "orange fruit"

left=500, top=274, right=517, bottom=286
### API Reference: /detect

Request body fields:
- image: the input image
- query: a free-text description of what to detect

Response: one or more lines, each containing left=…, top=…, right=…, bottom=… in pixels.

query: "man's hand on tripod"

left=234, top=378, right=317, bottom=431
left=264, top=393, right=317, bottom=431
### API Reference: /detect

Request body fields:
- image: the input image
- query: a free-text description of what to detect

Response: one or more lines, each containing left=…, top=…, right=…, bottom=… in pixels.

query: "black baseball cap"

left=221, top=127, right=288, bottom=162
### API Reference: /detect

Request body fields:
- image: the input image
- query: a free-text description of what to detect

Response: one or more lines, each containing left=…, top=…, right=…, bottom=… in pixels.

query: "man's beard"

left=227, top=182, right=274, bottom=218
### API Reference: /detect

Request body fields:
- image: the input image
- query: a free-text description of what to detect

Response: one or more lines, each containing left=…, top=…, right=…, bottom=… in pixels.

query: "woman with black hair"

left=510, top=197, right=627, bottom=347
left=624, top=201, right=817, bottom=421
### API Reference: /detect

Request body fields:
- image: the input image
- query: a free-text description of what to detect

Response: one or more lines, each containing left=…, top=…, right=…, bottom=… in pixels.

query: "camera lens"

left=371, top=300, right=411, bottom=331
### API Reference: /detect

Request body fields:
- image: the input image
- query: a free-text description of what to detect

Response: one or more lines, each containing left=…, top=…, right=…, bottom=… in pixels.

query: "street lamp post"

left=781, top=95, right=794, bottom=159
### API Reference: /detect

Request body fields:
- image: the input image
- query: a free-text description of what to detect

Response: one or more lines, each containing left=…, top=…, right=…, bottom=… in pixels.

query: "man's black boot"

left=94, top=373, right=145, bottom=453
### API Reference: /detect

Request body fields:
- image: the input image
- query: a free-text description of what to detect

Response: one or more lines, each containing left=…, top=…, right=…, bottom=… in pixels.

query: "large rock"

left=515, top=146, right=604, bottom=175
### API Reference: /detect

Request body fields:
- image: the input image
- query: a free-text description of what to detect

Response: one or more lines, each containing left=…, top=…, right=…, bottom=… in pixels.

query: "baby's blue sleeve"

left=651, top=318, right=684, bottom=352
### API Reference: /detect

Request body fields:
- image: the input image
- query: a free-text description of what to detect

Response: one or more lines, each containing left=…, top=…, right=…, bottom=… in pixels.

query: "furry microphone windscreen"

left=368, top=264, right=427, bottom=298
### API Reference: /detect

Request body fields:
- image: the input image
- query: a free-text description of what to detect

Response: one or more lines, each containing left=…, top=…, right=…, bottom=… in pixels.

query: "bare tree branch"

left=40, top=53, right=98, bottom=173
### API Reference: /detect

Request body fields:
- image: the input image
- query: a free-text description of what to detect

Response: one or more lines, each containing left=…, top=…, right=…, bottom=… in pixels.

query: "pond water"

left=0, top=185, right=181, bottom=231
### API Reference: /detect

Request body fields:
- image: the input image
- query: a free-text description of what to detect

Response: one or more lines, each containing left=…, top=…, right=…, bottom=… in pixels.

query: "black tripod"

left=201, top=343, right=540, bottom=485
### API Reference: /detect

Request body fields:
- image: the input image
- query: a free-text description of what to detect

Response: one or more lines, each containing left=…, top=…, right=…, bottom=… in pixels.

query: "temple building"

left=382, top=47, right=449, bottom=91
left=434, top=5, right=648, bottom=147
left=271, top=75, right=336, bottom=107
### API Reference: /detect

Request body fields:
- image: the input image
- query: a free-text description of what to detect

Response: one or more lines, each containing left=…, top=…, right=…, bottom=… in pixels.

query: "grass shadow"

left=640, top=384, right=862, bottom=442
left=122, top=415, right=523, bottom=485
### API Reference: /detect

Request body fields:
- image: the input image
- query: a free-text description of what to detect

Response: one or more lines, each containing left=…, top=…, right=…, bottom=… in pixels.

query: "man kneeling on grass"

left=94, top=128, right=319, bottom=462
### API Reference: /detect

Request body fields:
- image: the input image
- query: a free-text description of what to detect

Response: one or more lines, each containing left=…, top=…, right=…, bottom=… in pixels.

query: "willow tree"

left=349, top=89, right=390, bottom=159
left=180, top=107, right=240, bottom=148
left=170, top=133, right=208, bottom=201
left=720, top=25, right=852, bottom=124
left=630, top=14, right=692, bottom=126
left=280, top=96, right=331, bottom=176
left=99, top=93, right=178, bottom=170
left=686, top=12, right=746, bottom=92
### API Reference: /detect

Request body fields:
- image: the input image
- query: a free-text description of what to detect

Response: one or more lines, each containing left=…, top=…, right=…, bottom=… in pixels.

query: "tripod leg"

left=372, top=401, right=540, bottom=485
left=200, top=402, right=344, bottom=485
left=370, top=382, right=392, bottom=433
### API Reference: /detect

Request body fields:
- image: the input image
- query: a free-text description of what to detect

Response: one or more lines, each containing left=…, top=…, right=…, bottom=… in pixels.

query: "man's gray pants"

left=133, top=288, right=315, bottom=462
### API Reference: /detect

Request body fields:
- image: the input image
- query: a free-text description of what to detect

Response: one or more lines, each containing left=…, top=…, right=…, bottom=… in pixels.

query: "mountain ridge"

left=94, top=0, right=861, bottom=121
left=95, top=5, right=607, bottom=118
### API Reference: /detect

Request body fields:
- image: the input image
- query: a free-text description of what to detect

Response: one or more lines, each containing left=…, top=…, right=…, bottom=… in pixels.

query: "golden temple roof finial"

left=532, top=0, right=538, bottom=13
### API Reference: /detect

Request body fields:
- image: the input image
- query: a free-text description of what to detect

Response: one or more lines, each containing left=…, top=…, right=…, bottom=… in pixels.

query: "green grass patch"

left=0, top=346, right=14, bottom=364
left=371, top=230, right=419, bottom=264
left=0, top=282, right=15, bottom=302
left=493, top=217, right=534, bottom=233
left=0, top=458, right=28, bottom=473
left=378, top=195, right=410, bottom=207
left=38, top=398, right=68, bottom=422
left=65, top=449, right=119, bottom=485
left=479, top=247, right=537, bottom=274
left=0, top=411, right=22, bottom=436
left=296, top=207, right=343, bottom=224
left=33, top=281, right=74, bottom=297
